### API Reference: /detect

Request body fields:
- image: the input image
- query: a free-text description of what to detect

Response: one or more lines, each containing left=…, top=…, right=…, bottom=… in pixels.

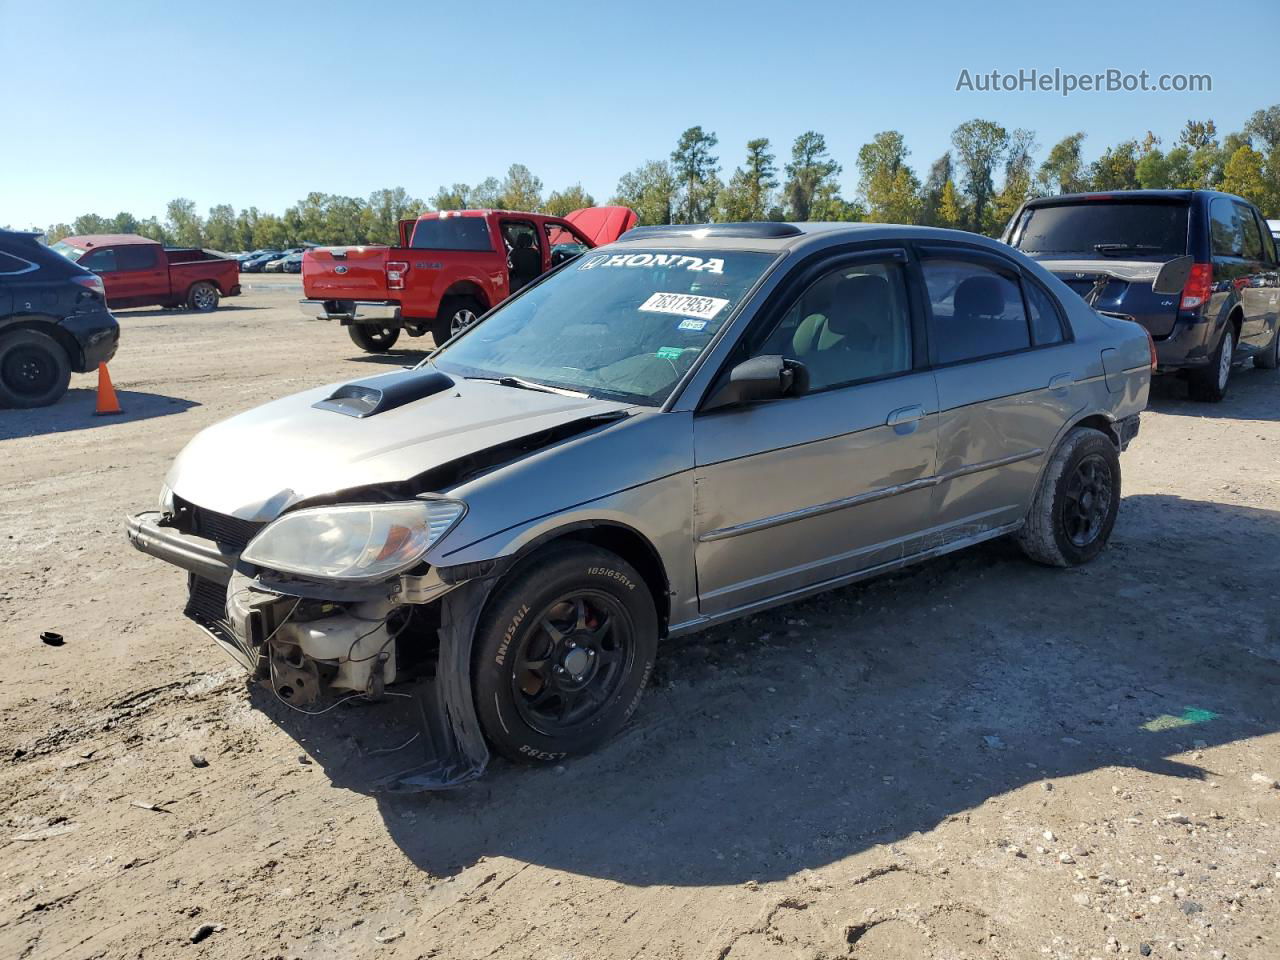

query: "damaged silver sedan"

left=127, top=221, right=1152, bottom=788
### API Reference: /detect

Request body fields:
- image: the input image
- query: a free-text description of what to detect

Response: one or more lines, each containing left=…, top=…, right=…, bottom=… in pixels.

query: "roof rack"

left=619, top=222, right=804, bottom=240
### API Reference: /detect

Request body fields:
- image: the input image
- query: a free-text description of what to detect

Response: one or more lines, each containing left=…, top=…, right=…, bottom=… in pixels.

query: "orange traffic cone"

left=94, top=363, right=122, bottom=416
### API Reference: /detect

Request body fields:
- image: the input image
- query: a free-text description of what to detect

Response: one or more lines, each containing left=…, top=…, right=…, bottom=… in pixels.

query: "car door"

left=918, top=245, right=1081, bottom=540
left=78, top=247, right=120, bottom=304
left=111, top=243, right=167, bottom=306
left=1234, top=201, right=1272, bottom=347
left=691, top=248, right=938, bottom=617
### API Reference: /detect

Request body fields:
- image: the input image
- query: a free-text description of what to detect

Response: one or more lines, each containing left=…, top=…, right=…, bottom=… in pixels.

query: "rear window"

left=410, top=217, right=493, bottom=252
left=1012, top=201, right=1189, bottom=258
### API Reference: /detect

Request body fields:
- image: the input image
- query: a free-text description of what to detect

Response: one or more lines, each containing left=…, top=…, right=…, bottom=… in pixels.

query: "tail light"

left=385, top=261, right=409, bottom=291
left=1145, top=327, right=1158, bottom=370
left=1179, top=262, right=1212, bottom=312
left=71, top=274, right=106, bottom=300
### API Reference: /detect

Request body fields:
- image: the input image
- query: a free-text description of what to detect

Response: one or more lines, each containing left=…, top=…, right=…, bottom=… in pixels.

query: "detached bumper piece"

left=299, top=299, right=401, bottom=323
left=1117, top=412, right=1141, bottom=451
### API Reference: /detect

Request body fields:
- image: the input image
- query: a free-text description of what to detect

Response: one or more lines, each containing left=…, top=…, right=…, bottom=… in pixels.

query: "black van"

left=1003, top=190, right=1280, bottom=401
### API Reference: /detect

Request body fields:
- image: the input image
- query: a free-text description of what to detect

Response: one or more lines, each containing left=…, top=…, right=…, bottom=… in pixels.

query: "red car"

left=50, top=235, right=241, bottom=312
left=300, top=206, right=637, bottom=351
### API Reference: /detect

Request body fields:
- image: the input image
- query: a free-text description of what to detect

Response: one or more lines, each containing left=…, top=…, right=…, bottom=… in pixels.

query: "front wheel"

left=1188, top=326, right=1234, bottom=402
left=347, top=323, right=401, bottom=353
left=0, top=329, right=72, bottom=408
left=472, top=545, right=658, bottom=764
left=187, top=282, right=219, bottom=312
left=1017, top=427, right=1121, bottom=568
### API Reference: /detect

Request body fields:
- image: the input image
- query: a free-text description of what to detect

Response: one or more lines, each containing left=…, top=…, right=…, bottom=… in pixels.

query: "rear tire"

left=0, top=329, right=72, bottom=408
left=431, top=295, right=484, bottom=347
left=472, top=544, right=658, bottom=764
left=187, top=282, right=219, bottom=312
left=1017, top=427, right=1121, bottom=568
left=1255, top=323, right=1280, bottom=370
left=1188, top=326, right=1233, bottom=402
left=347, top=324, right=401, bottom=353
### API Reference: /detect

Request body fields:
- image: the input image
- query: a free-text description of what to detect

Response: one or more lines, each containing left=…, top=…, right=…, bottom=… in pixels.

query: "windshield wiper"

left=463, top=375, right=588, bottom=398
left=1093, top=243, right=1162, bottom=256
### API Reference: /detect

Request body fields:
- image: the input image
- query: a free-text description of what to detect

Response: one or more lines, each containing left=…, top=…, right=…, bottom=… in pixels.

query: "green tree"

left=937, top=179, right=965, bottom=229
left=611, top=160, right=676, bottom=225
left=45, top=222, right=73, bottom=243
left=204, top=204, right=238, bottom=251
left=366, top=187, right=422, bottom=244
left=1090, top=140, right=1141, bottom=190
left=991, top=129, right=1037, bottom=235
left=951, top=119, right=1008, bottom=230
left=1245, top=105, right=1280, bottom=152
left=716, top=138, right=778, bottom=221
left=323, top=195, right=368, bottom=244
left=1136, top=149, right=1172, bottom=188
left=498, top=164, right=544, bottom=211
left=543, top=184, right=595, bottom=218
left=72, top=213, right=112, bottom=235
left=252, top=214, right=289, bottom=249
left=1176, top=119, right=1218, bottom=150
left=470, top=177, right=503, bottom=208
left=670, top=126, right=720, bottom=223
left=1036, top=132, right=1088, bottom=195
left=1221, top=145, right=1275, bottom=214
left=783, top=131, right=842, bottom=221
left=235, top=207, right=262, bottom=250
left=288, top=192, right=329, bottom=244
left=920, top=153, right=954, bottom=226
left=857, top=130, right=921, bottom=224
left=165, top=198, right=204, bottom=247
left=430, top=184, right=471, bottom=210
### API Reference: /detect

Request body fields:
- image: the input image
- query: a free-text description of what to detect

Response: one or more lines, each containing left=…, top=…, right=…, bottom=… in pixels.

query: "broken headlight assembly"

left=241, top=498, right=466, bottom=582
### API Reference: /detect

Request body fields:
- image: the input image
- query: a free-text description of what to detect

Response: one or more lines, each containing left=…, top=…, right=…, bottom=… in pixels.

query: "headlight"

left=158, top=483, right=175, bottom=513
left=241, top=498, right=466, bottom=581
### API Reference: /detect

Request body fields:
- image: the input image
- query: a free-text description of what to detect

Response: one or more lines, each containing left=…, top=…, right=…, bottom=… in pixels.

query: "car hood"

left=167, top=370, right=632, bottom=521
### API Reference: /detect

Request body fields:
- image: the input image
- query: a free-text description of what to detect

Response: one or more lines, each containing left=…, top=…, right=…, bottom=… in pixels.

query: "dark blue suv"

left=1004, top=190, right=1280, bottom=401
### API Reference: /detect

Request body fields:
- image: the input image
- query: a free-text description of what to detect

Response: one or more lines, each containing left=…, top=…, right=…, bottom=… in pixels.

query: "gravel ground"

left=0, top=275, right=1277, bottom=960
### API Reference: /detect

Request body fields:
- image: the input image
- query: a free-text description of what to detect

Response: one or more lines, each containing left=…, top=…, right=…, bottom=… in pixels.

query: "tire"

left=187, top=282, right=220, bottom=312
left=431, top=295, right=484, bottom=346
left=347, top=323, right=401, bottom=353
left=1017, top=427, right=1121, bottom=568
left=472, top=544, right=658, bottom=764
left=1188, top=325, right=1234, bottom=402
left=0, top=329, right=72, bottom=408
left=1255, top=323, right=1280, bottom=370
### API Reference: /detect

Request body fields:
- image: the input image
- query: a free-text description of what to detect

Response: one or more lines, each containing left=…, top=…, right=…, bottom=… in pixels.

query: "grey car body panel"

left=155, top=221, right=1150, bottom=647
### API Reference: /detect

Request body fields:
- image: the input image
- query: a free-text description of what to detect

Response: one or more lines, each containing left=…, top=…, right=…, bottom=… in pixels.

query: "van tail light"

left=1145, top=327, right=1158, bottom=371
left=385, top=261, right=409, bottom=291
left=1179, top=262, right=1212, bottom=311
left=71, top=274, right=106, bottom=300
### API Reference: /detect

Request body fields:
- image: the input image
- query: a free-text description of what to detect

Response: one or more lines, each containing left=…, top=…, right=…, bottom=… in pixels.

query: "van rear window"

left=1012, top=202, right=1189, bottom=258
left=410, top=218, right=493, bottom=252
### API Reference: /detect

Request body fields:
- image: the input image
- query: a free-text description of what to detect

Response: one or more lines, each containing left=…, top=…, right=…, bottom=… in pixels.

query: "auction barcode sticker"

left=638, top=292, right=729, bottom=321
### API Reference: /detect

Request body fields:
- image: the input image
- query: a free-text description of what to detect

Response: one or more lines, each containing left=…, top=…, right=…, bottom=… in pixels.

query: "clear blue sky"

left=2, top=0, right=1276, bottom=228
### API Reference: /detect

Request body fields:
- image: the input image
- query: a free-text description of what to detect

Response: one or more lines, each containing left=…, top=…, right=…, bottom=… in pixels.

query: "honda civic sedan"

left=127, top=221, right=1152, bottom=787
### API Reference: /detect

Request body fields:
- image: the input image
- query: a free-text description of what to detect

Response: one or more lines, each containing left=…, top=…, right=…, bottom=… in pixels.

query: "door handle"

left=1048, top=373, right=1075, bottom=391
left=886, top=404, right=925, bottom=427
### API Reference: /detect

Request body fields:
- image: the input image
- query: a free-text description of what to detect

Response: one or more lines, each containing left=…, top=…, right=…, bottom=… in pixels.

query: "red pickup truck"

left=50, top=235, right=241, bottom=312
left=300, top=206, right=637, bottom=351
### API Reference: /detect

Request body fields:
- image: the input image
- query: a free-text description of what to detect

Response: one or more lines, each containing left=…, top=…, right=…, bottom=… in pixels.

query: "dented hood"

left=167, top=370, right=631, bottom=521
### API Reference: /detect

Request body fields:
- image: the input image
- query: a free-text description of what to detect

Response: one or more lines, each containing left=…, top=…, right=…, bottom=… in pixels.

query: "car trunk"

left=1039, top=258, right=1183, bottom=338
left=302, top=246, right=391, bottom=300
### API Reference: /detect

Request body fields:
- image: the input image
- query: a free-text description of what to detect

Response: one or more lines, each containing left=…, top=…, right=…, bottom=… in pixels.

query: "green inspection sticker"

left=656, top=346, right=684, bottom=360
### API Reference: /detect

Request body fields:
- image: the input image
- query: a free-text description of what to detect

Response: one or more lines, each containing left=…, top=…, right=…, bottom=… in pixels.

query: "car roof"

left=1023, top=188, right=1258, bottom=208
left=601, top=221, right=1020, bottom=256
left=59, top=233, right=161, bottom=248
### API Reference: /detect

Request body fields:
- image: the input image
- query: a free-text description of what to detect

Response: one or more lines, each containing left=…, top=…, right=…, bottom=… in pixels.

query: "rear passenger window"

left=0, top=251, right=35, bottom=275
left=1235, top=203, right=1264, bottom=260
left=921, top=259, right=1031, bottom=364
left=1209, top=199, right=1243, bottom=257
left=115, top=245, right=157, bottom=271
left=79, top=248, right=117, bottom=273
left=1024, top=279, right=1066, bottom=346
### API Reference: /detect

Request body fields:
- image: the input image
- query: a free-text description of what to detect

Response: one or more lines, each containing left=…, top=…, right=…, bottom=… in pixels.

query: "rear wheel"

left=0, top=329, right=72, bottom=408
left=347, top=323, right=401, bottom=353
left=1255, top=323, right=1280, bottom=370
left=472, top=544, right=658, bottom=764
left=431, top=295, right=484, bottom=346
left=1017, top=427, right=1121, bottom=567
left=187, top=282, right=219, bottom=312
left=1188, top=326, right=1234, bottom=402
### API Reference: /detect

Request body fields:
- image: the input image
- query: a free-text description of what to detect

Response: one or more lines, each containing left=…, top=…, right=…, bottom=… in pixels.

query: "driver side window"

left=756, top=258, right=912, bottom=392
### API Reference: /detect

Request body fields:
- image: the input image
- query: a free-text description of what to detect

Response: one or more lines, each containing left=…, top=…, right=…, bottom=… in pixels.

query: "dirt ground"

left=1, top=274, right=1277, bottom=960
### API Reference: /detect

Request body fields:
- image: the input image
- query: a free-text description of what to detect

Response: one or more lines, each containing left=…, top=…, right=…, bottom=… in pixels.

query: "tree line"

left=29, top=104, right=1280, bottom=250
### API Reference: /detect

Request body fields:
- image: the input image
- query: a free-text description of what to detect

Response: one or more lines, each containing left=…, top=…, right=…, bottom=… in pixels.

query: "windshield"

left=1012, top=201, right=1189, bottom=258
left=410, top=216, right=493, bottom=251
left=432, top=249, right=775, bottom=404
left=49, top=240, right=84, bottom=263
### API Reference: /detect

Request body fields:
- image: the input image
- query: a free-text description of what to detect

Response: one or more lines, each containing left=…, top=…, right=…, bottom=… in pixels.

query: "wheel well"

left=1073, top=413, right=1119, bottom=449
left=0, top=318, right=81, bottom=369
left=442, top=281, right=488, bottom=311
left=510, top=523, right=671, bottom=635
left=1227, top=306, right=1243, bottom=339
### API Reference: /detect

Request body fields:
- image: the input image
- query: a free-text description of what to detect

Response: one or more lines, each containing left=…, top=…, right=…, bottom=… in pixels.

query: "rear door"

left=1233, top=201, right=1273, bottom=346
left=919, top=245, right=1080, bottom=539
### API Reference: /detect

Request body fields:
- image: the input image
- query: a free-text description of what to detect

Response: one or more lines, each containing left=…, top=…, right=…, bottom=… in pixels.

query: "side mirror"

left=1152, top=255, right=1193, bottom=295
left=705, top=355, right=809, bottom=410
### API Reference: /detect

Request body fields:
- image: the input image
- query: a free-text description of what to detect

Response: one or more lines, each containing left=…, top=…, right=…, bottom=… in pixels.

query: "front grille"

left=174, top=496, right=264, bottom=551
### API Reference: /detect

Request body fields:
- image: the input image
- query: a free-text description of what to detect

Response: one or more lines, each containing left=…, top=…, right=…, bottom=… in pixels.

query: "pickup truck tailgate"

left=302, top=247, right=391, bottom=299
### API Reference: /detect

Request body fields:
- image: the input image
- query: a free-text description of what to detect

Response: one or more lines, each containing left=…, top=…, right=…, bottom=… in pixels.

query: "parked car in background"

left=262, top=254, right=289, bottom=273
left=300, top=206, right=637, bottom=351
left=130, top=221, right=1150, bottom=783
left=238, top=249, right=274, bottom=269
left=0, top=229, right=120, bottom=407
left=50, top=234, right=241, bottom=313
left=242, top=249, right=301, bottom=273
left=1268, top=219, right=1280, bottom=245
left=1004, top=189, right=1280, bottom=401
left=280, top=252, right=304, bottom=274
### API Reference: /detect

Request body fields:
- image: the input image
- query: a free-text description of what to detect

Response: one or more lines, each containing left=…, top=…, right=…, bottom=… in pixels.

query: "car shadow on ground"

left=1148, top=361, right=1279, bottom=420
left=253, top=493, right=1279, bottom=887
left=342, top=350, right=433, bottom=368
left=116, top=305, right=265, bottom=319
left=0, top=388, right=199, bottom=440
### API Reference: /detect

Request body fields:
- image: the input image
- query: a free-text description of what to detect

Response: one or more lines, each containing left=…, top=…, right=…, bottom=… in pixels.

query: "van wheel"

left=472, top=544, right=658, bottom=764
left=1255, top=323, right=1280, bottom=370
left=187, top=282, right=219, bottom=312
left=1188, top=326, right=1233, bottom=401
left=0, top=329, right=72, bottom=408
left=1017, top=427, right=1121, bottom=568
left=347, top=324, right=400, bottom=352
left=431, top=296, right=483, bottom=346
